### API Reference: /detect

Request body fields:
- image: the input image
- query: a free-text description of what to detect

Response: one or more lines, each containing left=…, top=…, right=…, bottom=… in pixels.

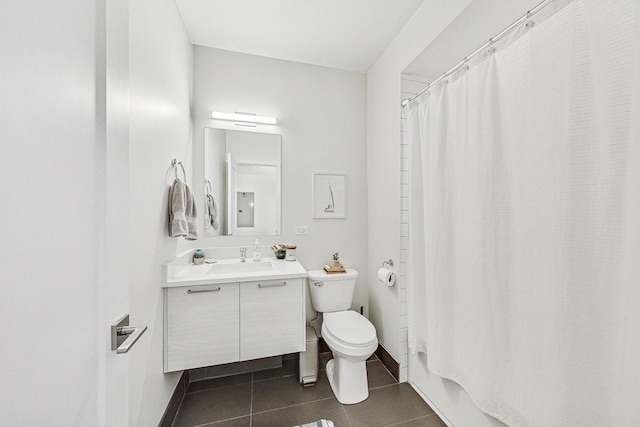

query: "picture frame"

left=312, top=173, right=346, bottom=219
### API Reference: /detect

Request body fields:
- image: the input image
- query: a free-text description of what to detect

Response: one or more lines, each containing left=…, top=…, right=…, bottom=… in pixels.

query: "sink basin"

left=208, top=260, right=273, bottom=275
left=163, top=257, right=308, bottom=286
left=174, top=264, right=214, bottom=278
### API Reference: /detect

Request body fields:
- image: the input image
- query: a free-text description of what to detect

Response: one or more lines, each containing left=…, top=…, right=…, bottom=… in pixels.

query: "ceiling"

left=174, top=0, right=424, bottom=73
left=403, top=0, right=543, bottom=79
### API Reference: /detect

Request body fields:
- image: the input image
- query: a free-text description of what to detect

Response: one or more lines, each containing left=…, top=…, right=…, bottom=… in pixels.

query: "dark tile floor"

left=172, top=352, right=446, bottom=427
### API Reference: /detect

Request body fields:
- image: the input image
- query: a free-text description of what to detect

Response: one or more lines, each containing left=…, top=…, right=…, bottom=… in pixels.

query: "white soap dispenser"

left=253, top=239, right=262, bottom=262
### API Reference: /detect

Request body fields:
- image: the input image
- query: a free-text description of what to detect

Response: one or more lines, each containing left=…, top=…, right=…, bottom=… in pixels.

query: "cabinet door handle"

left=258, top=282, right=287, bottom=288
left=188, top=287, right=221, bottom=294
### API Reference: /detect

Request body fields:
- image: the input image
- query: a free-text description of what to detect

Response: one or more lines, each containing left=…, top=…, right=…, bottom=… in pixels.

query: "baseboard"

left=158, top=371, right=188, bottom=427
left=318, top=337, right=331, bottom=353
left=375, top=343, right=400, bottom=382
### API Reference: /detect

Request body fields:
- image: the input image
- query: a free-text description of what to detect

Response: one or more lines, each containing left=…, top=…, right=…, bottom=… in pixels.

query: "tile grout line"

left=252, top=373, right=296, bottom=384
left=250, top=396, right=337, bottom=417
left=341, top=401, right=353, bottom=427
left=179, top=381, right=254, bottom=427
left=185, top=379, right=253, bottom=396
left=194, top=415, right=248, bottom=427
left=368, top=382, right=400, bottom=391
left=378, top=358, right=398, bottom=385
left=249, top=371, right=254, bottom=427
left=384, top=414, right=438, bottom=427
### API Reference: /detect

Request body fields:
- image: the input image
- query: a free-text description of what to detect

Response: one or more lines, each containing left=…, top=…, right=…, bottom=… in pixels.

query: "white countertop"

left=162, top=257, right=308, bottom=288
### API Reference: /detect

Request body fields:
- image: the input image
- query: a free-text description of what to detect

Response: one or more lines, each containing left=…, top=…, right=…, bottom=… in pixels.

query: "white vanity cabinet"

left=163, top=277, right=305, bottom=373
left=165, top=283, right=240, bottom=372
left=240, top=278, right=304, bottom=360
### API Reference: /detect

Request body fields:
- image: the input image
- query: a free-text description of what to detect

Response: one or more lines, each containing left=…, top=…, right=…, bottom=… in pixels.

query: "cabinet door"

left=240, top=278, right=304, bottom=361
left=165, top=283, right=239, bottom=372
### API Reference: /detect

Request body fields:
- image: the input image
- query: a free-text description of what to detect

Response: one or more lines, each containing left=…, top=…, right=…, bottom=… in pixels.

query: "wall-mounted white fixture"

left=211, top=111, right=278, bottom=126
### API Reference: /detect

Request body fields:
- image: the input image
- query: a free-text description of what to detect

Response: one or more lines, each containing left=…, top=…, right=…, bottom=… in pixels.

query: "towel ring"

left=171, top=159, right=187, bottom=182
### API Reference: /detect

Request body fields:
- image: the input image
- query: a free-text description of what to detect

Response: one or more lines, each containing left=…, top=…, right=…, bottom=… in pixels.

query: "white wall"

left=367, top=0, right=474, bottom=380
left=0, top=1, right=101, bottom=425
left=192, top=47, right=368, bottom=320
left=127, top=0, right=193, bottom=425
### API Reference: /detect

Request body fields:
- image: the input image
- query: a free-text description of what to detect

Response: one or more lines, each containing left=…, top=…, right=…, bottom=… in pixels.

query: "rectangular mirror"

left=203, top=127, right=281, bottom=236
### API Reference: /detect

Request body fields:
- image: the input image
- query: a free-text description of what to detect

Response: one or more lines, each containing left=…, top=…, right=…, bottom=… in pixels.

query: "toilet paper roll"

left=377, top=267, right=396, bottom=287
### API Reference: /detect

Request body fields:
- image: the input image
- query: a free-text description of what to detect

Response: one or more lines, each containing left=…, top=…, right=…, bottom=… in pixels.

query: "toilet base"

left=325, top=357, right=369, bottom=404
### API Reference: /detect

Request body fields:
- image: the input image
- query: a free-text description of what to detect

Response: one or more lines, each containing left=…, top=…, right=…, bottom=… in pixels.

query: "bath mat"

left=294, top=420, right=334, bottom=427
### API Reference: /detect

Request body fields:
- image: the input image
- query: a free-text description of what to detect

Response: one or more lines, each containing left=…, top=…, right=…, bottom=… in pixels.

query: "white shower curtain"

left=407, top=0, right=640, bottom=425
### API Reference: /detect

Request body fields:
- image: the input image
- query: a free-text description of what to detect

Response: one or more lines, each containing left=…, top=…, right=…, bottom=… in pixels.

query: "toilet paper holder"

left=377, top=260, right=396, bottom=287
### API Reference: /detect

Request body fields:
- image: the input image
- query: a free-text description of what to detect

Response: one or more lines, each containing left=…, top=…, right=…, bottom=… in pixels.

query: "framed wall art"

left=312, top=173, right=346, bottom=219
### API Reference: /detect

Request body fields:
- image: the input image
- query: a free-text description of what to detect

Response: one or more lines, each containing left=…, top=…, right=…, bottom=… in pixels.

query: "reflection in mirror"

left=237, top=192, right=255, bottom=228
left=203, top=128, right=281, bottom=236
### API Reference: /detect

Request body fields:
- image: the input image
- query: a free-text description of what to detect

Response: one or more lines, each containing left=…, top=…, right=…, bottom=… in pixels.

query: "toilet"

left=307, top=268, right=378, bottom=404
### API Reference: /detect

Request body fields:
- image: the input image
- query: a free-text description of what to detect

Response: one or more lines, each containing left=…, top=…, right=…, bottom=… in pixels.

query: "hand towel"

left=168, top=179, right=188, bottom=238
left=207, top=193, right=220, bottom=231
left=184, top=182, right=198, bottom=240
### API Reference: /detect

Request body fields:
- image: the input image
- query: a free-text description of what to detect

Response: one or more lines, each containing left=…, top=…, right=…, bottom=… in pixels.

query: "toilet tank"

left=307, top=269, right=358, bottom=313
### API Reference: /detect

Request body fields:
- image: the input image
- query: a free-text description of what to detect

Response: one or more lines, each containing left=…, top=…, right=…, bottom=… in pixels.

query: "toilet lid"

left=307, top=268, right=358, bottom=281
left=324, top=311, right=376, bottom=346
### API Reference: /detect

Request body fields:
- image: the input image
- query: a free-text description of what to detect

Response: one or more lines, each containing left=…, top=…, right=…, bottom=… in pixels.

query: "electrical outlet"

left=295, top=226, right=308, bottom=235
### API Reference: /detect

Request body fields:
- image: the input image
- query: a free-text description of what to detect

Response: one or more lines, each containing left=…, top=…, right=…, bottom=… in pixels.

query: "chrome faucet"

left=240, top=247, right=247, bottom=262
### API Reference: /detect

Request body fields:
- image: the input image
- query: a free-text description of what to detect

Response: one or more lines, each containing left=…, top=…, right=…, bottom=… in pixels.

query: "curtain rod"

left=401, top=0, right=558, bottom=107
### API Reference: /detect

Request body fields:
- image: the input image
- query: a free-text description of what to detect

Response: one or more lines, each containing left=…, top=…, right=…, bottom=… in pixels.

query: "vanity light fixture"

left=210, top=111, right=278, bottom=126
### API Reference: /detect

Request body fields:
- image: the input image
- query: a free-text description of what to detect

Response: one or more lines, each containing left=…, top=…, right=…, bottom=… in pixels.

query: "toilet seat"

left=323, top=311, right=377, bottom=349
